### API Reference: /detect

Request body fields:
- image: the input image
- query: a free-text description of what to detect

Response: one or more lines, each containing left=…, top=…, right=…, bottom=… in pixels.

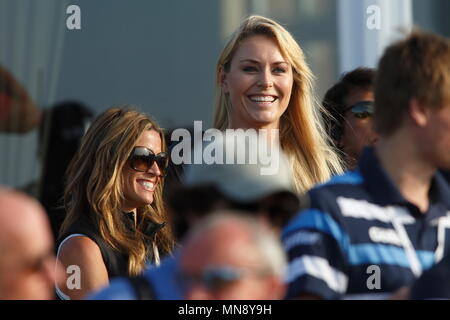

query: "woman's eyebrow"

left=239, top=59, right=259, bottom=64
left=239, top=59, right=288, bottom=65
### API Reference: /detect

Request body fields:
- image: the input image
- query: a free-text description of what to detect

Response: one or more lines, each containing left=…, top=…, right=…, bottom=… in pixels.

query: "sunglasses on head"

left=343, top=101, right=374, bottom=119
left=128, top=146, right=169, bottom=175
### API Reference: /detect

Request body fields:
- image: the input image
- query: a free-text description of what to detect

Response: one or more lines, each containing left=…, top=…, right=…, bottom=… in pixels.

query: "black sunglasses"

left=343, top=101, right=374, bottom=119
left=128, top=147, right=169, bottom=175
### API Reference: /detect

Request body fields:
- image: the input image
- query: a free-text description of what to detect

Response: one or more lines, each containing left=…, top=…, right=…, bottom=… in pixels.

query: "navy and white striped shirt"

left=282, top=147, right=450, bottom=299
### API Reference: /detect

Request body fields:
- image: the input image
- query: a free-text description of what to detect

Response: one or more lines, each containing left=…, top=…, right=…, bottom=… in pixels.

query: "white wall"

left=337, top=0, right=412, bottom=74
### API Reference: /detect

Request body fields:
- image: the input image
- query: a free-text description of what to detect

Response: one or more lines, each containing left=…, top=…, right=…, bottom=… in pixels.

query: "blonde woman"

left=56, top=107, right=174, bottom=300
left=214, top=15, right=343, bottom=193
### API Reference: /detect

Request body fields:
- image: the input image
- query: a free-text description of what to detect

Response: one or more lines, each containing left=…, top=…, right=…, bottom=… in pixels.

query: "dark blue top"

left=282, top=147, right=450, bottom=299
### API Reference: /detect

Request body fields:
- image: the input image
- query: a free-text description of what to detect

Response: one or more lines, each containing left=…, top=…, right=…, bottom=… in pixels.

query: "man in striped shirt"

left=283, top=30, right=450, bottom=299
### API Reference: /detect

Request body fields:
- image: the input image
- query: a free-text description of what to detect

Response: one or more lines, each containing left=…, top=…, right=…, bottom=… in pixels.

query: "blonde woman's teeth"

left=249, top=95, right=276, bottom=103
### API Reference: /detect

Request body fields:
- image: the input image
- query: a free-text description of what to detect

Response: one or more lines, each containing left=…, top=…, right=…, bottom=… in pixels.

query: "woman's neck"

left=229, top=116, right=280, bottom=132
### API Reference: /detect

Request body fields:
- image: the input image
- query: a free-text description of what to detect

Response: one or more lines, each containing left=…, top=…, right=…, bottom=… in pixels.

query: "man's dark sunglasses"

left=178, top=265, right=268, bottom=291
left=343, top=101, right=374, bottom=119
left=128, top=146, right=169, bottom=175
left=178, top=266, right=242, bottom=291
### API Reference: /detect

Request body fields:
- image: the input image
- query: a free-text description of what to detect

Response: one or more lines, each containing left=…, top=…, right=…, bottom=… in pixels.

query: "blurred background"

left=0, top=0, right=449, bottom=192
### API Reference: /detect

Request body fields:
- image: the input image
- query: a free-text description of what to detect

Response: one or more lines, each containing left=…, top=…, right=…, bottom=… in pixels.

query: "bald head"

left=0, top=188, right=58, bottom=299
left=0, top=189, right=51, bottom=257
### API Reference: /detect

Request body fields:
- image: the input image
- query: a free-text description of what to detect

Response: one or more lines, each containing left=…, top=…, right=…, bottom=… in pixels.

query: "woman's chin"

left=142, top=197, right=154, bottom=206
left=133, top=195, right=154, bottom=208
left=247, top=111, right=280, bottom=127
left=251, top=118, right=279, bottom=129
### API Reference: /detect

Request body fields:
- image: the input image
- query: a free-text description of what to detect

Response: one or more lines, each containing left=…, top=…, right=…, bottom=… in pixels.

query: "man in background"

left=322, top=67, right=378, bottom=169
left=283, top=31, right=450, bottom=299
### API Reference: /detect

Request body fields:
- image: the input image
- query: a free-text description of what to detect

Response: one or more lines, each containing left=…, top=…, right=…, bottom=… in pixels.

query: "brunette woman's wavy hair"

left=60, top=107, right=174, bottom=276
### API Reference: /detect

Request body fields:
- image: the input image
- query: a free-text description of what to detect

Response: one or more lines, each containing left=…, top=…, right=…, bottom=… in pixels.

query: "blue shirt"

left=88, top=252, right=182, bottom=300
left=282, top=147, right=450, bottom=299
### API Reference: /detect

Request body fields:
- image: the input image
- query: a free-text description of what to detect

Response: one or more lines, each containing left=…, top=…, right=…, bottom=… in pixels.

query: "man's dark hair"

left=374, top=30, right=450, bottom=136
left=322, top=67, right=376, bottom=143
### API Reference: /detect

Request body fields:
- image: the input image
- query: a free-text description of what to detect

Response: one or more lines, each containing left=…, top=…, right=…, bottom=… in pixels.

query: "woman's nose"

left=257, top=69, right=274, bottom=88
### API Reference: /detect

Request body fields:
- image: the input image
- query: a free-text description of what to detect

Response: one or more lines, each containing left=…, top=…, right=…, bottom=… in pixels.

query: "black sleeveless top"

left=58, top=212, right=166, bottom=279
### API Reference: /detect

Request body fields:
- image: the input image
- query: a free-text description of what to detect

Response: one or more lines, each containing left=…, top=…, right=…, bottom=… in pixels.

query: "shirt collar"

left=120, top=211, right=167, bottom=237
left=358, top=146, right=450, bottom=210
left=430, top=171, right=450, bottom=209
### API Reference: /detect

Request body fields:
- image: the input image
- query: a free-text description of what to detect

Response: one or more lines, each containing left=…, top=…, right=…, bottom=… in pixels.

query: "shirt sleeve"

left=282, top=194, right=351, bottom=300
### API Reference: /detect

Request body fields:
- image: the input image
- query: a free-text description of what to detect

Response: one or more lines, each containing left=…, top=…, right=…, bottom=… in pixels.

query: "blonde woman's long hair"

left=213, top=15, right=343, bottom=194
left=60, top=107, right=174, bottom=276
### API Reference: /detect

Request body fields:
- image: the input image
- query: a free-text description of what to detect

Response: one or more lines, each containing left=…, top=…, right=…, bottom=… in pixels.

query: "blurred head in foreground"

left=0, top=189, right=62, bottom=299
left=179, top=211, right=286, bottom=300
